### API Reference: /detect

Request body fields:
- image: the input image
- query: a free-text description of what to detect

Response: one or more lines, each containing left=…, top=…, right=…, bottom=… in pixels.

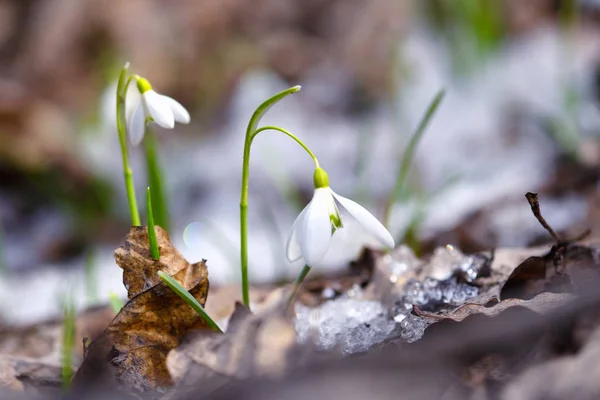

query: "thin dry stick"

left=525, top=192, right=560, bottom=242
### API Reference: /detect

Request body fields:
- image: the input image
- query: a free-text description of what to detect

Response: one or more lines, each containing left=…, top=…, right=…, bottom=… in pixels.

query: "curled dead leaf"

left=500, top=243, right=600, bottom=300
left=73, top=226, right=212, bottom=393
left=500, top=194, right=600, bottom=300
left=166, top=290, right=306, bottom=398
left=115, top=226, right=195, bottom=299
left=415, top=292, right=576, bottom=322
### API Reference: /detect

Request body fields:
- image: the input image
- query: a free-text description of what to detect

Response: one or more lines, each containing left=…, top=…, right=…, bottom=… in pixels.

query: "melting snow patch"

left=295, top=298, right=396, bottom=355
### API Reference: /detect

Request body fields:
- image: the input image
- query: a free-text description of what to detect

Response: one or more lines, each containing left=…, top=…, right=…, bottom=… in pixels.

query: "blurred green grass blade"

left=384, top=89, right=446, bottom=228
left=157, top=271, right=223, bottom=333
left=544, top=116, right=579, bottom=159
left=84, top=249, right=97, bottom=304
left=146, top=187, right=160, bottom=260
left=396, top=173, right=461, bottom=247
left=108, top=291, right=124, bottom=313
left=61, top=298, right=76, bottom=392
left=144, top=129, right=170, bottom=232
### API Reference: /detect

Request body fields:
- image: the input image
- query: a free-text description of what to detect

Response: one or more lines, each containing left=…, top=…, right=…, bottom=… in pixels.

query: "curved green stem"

left=240, top=125, right=317, bottom=308
left=116, top=63, right=141, bottom=226
left=288, top=264, right=311, bottom=306
left=252, top=126, right=319, bottom=166
left=239, top=86, right=304, bottom=309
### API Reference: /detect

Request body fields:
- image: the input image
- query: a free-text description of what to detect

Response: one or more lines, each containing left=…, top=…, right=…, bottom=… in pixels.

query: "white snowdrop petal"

left=124, top=83, right=142, bottom=123
left=128, top=104, right=146, bottom=146
left=143, top=90, right=175, bottom=128
left=161, top=95, right=190, bottom=124
left=298, top=189, right=334, bottom=266
left=285, top=203, right=310, bottom=262
left=332, top=190, right=395, bottom=249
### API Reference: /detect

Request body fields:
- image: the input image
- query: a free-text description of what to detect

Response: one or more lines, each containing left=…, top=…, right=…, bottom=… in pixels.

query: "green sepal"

left=136, top=76, right=152, bottom=94
left=313, top=167, right=329, bottom=189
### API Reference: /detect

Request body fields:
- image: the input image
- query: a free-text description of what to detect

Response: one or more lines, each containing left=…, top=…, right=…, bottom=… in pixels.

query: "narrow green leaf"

left=384, top=89, right=446, bottom=228
left=146, top=187, right=160, bottom=260
left=157, top=271, right=223, bottom=333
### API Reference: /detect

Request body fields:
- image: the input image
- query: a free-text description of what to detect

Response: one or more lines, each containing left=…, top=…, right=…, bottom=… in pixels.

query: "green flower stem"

left=288, top=264, right=311, bottom=306
left=252, top=126, right=319, bottom=163
left=116, top=63, right=141, bottom=226
left=61, top=299, right=75, bottom=392
left=146, top=187, right=160, bottom=260
left=239, top=86, right=304, bottom=309
left=239, top=124, right=318, bottom=306
left=144, top=128, right=170, bottom=232
left=383, top=89, right=446, bottom=228
left=157, top=271, right=223, bottom=333
left=240, top=124, right=318, bottom=309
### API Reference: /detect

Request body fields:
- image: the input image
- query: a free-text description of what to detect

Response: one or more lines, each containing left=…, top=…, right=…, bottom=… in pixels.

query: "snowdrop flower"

left=286, top=167, right=395, bottom=266
left=126, top=76, right=190, bottom=146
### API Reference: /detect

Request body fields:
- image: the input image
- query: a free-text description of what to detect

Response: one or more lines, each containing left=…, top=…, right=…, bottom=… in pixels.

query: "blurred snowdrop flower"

left=126, top=76, right=190, bottom=146
left=286, top=167, right=395, bottom=266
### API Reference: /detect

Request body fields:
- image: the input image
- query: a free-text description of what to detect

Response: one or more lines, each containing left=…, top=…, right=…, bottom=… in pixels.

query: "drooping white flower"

left=126, top=76, right=190, bottom=146
left=286, top=167, right=395, bottom=266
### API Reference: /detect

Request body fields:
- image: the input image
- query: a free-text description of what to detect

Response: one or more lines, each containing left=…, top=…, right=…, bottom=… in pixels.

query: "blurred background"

left=0, top=0, right=599, bottom=323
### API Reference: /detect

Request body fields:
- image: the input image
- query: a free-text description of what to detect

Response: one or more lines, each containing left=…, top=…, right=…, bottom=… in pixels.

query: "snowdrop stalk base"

left=116, top=63, right=141, bottom=226
left=144, top=127, right=170, bottom=232
left=239, top=85, right=318, bottom=309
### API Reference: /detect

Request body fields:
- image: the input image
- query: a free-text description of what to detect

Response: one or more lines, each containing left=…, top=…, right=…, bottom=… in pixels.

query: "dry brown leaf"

left=204, top=284, right=273, bottom=325
left=503, top=326, right=600, bottom=399
left=115, top=226, right=196, bottom=299
left=74, top=226, right=212, bottom=393
left=415, top=292, right=576, bottom=322
left=500, top=243, right=600, bottom=300
left=0, top=358, right=23, bottom=392
left=0, top=354, right=63, bottom=394
left=0, top=305, right=115, bottom=394
left=165, top=289, right=305, bottom=398
left=0, top=305, right=114, bottom=360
